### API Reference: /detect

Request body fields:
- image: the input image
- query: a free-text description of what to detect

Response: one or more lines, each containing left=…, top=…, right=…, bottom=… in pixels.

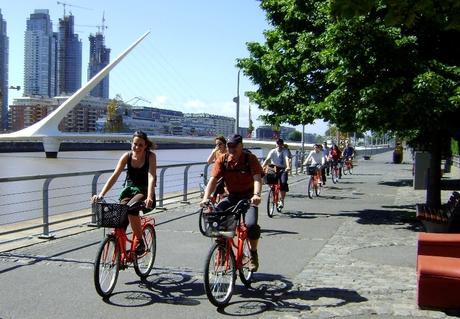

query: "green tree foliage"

left=105, top=95, right=124, bottom=132
left=237, top=0, right=460, bottom=207
left=288, top=130, right=302, bottom=141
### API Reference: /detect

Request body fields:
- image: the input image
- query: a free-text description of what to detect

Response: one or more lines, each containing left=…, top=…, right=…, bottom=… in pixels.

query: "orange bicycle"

left=93, top=201, right=156, bottom=298
left=265, top=165, right=283, bottom=217
left=198, top=199, right=253, bottom=307
left=343, top=157, right=354, bottom=175
left=307, top=165, right=323, bottom=198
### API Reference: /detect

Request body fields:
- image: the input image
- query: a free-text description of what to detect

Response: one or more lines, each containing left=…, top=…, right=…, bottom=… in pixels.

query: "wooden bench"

left=416, top=192, right=460, bottom=233
left=417, top=233, right=460, bottom=309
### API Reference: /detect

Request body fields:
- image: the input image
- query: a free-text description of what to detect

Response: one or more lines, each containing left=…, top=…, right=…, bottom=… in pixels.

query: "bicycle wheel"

left=238, top=237, right=253, bottom=287
left=198, top=209, right=207, bottom=235
left=349, top=165, right=353, bottom=175
left=331, top=167, right=338, bottom=184
left=203, top=241, right=236, bottom=307
left=307, top=177, right=314, bottom=199
left=315, top=181, right=322, bottom=197
left=343, top=164, right=349, bottom=175
left=267, top=188, right=276, bottom=218
left=134, top=224, right=156, bottom=278
left=94, top=236, right=120, bottom=298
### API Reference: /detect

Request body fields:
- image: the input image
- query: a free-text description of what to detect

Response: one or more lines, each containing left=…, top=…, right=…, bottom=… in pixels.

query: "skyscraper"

left=0, top=10, right=9, bottom=130
left=57, top=14, right=81, bottom=95
left=88, top=32, right=110, bottom=98
left=24, top=9, right=57, bottom=98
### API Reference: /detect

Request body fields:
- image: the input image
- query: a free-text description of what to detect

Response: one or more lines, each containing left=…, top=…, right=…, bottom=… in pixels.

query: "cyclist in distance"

left=329, top=143, right=342, bottom=178
left=322, top=141, right=330, bottom=176
left=200, top=134, right=263, bottom=271
left=343, top=141, right=355, bottom=162
left=303, top=144, right=326, bottom=184
left=262, top=138, right=291, bottom=209
left=207, top=135, right=227, bottom=164
left=91, top=130, right=157, bottom=255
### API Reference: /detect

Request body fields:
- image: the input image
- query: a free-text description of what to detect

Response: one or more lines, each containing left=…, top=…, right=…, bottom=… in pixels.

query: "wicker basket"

left=202, top=212, right=237, bottom=238
left=94, top=202, right=129, bottom=228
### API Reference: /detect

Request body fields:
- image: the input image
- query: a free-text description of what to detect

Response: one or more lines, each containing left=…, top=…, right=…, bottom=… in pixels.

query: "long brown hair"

left=133, top=130, right=154, bottom=151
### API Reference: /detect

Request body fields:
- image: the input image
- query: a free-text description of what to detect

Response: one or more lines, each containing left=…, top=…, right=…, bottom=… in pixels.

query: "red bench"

left=417, top=232, right=460, bottom=309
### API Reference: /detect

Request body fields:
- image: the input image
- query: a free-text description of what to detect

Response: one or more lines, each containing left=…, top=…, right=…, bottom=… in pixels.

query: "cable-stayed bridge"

left=0, top=31, right=308, bottom=158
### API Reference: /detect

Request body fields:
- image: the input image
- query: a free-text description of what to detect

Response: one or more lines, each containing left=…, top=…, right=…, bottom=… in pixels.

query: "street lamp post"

left=233, top=69, right=240, bottom=135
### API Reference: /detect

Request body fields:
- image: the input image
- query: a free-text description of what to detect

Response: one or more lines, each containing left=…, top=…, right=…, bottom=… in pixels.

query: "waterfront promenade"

left=1, top=150, right=460, bottom=318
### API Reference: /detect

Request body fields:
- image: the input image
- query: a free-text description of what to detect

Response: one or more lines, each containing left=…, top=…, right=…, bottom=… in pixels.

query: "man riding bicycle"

left=262, top=138, right=291, bottom=210
left=343, top=142, right=355, bottom=165
left=200, top=134, right=264, bottom=272
left=303, top=144, right=326, bottom=183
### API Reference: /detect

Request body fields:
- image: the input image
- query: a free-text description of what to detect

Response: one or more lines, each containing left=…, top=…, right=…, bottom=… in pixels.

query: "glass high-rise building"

left=57, top=14, right=81, bottom=95
left=88, top=32, right=110, bottom=98
left=0, top=9, right=9, bottom=130
left=24, top=9, right=57, bottom=98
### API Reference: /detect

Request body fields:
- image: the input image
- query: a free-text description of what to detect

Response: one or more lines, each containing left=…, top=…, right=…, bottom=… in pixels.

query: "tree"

left=105, top=94, right=124, bottom=133
left=237, top=0, right=460, bottom=208
left=288, top=130, right=302, bottom=142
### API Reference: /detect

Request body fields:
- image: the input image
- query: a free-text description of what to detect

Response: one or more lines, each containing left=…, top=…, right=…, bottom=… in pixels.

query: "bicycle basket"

left=307, top=166, right=317, bottom=175
left=202, top=212, right=237, bottom=238
left=263, top=170, right=277, bottom=185
left=94, top=202, right=129, bottom=228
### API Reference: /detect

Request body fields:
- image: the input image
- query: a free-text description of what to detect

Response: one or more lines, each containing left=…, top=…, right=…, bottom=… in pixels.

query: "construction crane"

left=56, top=1, right=91, bottom=16
left=76, top=12, right=107, bottom=35
left=125, top=96, right=152, bottom=108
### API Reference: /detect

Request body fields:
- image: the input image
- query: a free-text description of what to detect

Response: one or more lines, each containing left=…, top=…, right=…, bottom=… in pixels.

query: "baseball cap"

left=226, top=134, right=243, bottom=145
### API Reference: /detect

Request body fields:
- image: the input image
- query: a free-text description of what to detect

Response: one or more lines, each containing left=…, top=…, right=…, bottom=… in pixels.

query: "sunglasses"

left=227, top=143, right=239, bottom=149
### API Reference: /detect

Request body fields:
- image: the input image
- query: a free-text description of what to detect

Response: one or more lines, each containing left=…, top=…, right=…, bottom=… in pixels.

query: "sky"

left=1, top=0, right=328, bottom=135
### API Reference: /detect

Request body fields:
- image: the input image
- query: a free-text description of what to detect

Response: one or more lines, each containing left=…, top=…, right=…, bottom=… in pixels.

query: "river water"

left=0, top=148, right=264, bottom=225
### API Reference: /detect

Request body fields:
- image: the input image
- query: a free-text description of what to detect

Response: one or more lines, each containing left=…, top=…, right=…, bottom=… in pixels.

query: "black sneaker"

left=135, top=239, right=145, bottom=256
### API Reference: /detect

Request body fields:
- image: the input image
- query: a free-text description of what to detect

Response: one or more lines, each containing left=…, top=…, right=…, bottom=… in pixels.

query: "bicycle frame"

left=109, top=216, right=155, bottom=266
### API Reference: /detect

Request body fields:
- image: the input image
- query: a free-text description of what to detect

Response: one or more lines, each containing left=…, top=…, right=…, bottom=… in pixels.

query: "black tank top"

left=125, top=151, right=150, bottom=190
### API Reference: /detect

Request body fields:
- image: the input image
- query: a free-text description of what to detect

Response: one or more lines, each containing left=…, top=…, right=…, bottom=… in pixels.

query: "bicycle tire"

left=349, top=166, right=353, bottom=174
left=238, top=238, right=253, bottom=287
left=343, top=165, right=349, bottom=175
left=267, top=188, right=276, bottom=218
left=134, top=224, right=156, bottom=278
left=315, top=182, right=322, bottom=197
left=307, top=177, right=314, bottom=199
left=203, top=241, right=236, bottom=307
left=94, top=236, right=120, bottom=298
left=198, top=209, right=207, bottom=236
left=331, top=168, right=338, bottom=184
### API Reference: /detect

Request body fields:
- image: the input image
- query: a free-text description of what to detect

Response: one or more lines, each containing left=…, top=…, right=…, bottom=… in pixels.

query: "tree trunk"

left=426, top=134, right=442, bottom=208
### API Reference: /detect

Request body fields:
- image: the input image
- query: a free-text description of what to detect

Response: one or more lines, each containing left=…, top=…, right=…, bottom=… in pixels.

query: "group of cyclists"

left=91, top=130, right=355, bottom=276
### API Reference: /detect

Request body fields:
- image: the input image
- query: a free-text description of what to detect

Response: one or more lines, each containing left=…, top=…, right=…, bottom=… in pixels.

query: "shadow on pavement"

left=338, top=208, right=422, bottom=231
left=101, top=268, right=202, bottom=307
left=441, top=179, right=460, bottom=191
left=218, top=273, right=367, bottom=316
left=378, top=179, right=413, bottom=187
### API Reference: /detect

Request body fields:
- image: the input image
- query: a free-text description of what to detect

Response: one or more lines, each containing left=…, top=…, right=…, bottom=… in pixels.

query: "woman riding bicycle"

left=303, top=144, right=326, bottom=183
left=329, top=144, right=342, bottom=178
left=262, top=138, right=291, bottom=210
left=91, top=130, right=157, bottom=255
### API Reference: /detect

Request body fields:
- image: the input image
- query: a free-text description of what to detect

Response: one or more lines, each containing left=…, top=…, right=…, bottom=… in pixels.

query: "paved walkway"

left=263, top=151, right=460, bottom=319
left=2, top=150, right=460, bottom=319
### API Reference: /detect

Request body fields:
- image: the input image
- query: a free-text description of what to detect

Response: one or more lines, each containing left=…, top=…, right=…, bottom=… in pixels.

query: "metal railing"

left=0, top=152, right=325, bottom=244
left=0, top=162, right=211, bottom=242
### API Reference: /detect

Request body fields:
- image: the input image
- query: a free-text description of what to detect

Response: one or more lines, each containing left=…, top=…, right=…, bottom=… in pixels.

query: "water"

left=0, top=148, right=263, bottom=225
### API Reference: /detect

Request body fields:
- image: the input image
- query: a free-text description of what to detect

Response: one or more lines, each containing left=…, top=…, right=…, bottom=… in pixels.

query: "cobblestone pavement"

left=261, top=151, right=460, bottom=319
